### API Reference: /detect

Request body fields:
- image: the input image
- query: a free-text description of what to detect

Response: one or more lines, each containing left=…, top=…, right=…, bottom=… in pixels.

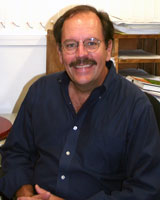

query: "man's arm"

left=88, top=99, right=160, bottom=200
left=0, top=87, right=37, bottom=198
left=17, top=185, right=64, bottom=200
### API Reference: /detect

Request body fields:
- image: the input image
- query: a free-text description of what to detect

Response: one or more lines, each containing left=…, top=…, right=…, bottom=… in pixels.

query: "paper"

left=112, top=20, right=160, bottom=34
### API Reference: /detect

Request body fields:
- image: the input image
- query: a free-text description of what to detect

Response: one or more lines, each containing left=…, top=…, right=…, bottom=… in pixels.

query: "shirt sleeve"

left=87, top=98, right=160, bottom=200
left=0, top=86, right=38, bottom=198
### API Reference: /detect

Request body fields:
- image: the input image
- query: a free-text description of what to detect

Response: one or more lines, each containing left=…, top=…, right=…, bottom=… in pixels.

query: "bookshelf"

left=114, top=33, right=160, bottom=73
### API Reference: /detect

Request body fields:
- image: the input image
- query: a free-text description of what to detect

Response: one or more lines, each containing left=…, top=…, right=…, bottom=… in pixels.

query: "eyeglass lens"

left=62, top=38, right=101, bottom=54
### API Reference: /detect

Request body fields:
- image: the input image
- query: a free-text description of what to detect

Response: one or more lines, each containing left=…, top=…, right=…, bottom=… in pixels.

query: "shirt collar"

left=103, top=60, right=117, bottom=90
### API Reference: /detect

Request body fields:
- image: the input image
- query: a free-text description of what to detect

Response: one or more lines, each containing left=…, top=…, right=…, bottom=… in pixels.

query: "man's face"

left=58, top=11, right=112, bottom=89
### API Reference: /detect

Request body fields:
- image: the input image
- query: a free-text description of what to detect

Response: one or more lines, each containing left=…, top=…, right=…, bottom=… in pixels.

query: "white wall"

left=0, top=34, right=46, bottom=113
left=107, top=0, right=160, bottom=22
left=0, top=0, right=160, bottom=114
left=0, top=0, right=159, bottom=29
left=0, top=0, right=109, bottom=31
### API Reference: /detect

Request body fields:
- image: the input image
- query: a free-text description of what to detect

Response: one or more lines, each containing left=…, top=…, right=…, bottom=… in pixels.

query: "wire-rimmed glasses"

left=62, top=37, right=101, bottom=54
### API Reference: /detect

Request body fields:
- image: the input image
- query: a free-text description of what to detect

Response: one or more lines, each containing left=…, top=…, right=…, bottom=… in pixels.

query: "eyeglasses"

left=62, top=38, right=101, bottom=54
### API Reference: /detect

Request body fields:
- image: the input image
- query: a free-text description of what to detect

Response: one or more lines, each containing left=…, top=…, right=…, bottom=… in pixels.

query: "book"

left=126, top=76, right=160, bottom=92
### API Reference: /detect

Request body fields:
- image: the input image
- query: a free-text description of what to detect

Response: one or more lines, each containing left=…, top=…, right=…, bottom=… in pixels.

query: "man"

left=0, top=5, right=160, bottom=200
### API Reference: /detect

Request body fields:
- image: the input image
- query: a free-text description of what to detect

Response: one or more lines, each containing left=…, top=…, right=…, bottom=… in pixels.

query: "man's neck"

left=68, top=67, right=108, bottom=113
left=68, top=82, right=91, bottom=113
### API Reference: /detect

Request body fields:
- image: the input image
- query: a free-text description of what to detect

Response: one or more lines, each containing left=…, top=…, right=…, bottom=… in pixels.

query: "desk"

left=114, top=33, right=160, bottom=73
left=0, top=114, right=16, bottom=170
left=0, top=116, right=12, bottom=140
left=0, top=116, right=13, bottom=199
left=0, top=113, right=17, bottom=146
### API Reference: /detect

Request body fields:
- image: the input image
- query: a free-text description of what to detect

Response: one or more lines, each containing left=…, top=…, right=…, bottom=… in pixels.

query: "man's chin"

left=72, top=77, right=93, bottom=87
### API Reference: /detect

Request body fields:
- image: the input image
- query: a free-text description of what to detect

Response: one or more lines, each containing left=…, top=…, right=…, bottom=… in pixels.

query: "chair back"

left=145, top=92, right=160, bottom=131
left=46, top=29, right=65, bottom=74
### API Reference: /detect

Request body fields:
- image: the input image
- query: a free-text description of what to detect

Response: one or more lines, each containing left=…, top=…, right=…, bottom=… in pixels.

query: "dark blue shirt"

left=1, top=62, right=160, bottom=200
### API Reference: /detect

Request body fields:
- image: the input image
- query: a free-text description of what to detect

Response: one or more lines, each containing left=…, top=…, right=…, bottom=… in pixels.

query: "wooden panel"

left=113, top=37, right=140, bottom=72
left=114, top=33, right=160, bottom=39
left=157, top=39, right=160, bottom=75
left=142, top=38, right=160, bottom=75
left=46, top=30, right=65, bottom=74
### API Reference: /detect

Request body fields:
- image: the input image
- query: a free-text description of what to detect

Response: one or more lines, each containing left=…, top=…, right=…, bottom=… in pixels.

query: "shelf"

left=113, top=33, right=160, bottom=72
left=114, top=33, right=160, bottom=39
left=119, top=49, right=160, bottom=63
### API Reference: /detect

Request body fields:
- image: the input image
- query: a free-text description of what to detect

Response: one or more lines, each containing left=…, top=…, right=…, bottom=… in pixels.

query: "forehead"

left=61, top=11, right=104, bottom=41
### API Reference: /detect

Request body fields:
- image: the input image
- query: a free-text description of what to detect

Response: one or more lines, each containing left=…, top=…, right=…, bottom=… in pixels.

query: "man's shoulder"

left=25, top=71, right=66, bottom=103
left=25, top=71, right=66, bottom=97
left=39, top=71, right=65, bottom=82
left=32, top=71, right=65, bottom=88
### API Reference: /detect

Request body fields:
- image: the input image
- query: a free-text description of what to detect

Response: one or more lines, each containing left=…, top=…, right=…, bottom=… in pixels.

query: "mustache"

left=69, top=58, right=97, bottom=68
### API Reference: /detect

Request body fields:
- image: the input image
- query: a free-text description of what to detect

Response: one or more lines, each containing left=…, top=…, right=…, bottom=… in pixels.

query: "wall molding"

left=0, top=30, right=47, bottom=46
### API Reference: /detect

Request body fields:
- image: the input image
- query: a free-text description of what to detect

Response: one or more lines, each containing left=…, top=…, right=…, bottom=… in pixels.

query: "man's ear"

left=107, top=40, right=112, bottom=52
left=57, top=45, right=63, bottom=64
left=106, top=40, right=113, bottom=61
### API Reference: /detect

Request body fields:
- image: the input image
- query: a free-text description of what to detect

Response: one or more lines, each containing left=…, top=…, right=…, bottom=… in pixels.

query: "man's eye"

left=66, top=43, right=76, bottom=49
left=88, top=42, right=97, bottom=46
left=86, top=41, right=98, bottom=49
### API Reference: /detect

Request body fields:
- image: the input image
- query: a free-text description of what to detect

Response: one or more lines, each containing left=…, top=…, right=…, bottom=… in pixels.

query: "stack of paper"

left=113, top=21, right=160, bottom=34
left=126, top=76, right=160, bottom=101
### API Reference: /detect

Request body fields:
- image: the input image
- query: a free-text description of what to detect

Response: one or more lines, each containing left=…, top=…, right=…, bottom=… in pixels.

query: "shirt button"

left=61, top=175, right=65, bottom=180
left=73, top=126, right=78, bottom=130
left=58, top=79, right=62, bottom=83
left=66, top=151, right=70, bottom=156
left=99, top=96, right=102, bottom=99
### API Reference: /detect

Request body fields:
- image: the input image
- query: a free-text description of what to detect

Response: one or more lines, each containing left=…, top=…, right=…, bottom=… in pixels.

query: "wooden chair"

left=46, top=29, right=65, bottom=74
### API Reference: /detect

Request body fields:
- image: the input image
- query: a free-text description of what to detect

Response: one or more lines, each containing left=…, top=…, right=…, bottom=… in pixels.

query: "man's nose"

left=76, top=42, right=88, bottom=57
